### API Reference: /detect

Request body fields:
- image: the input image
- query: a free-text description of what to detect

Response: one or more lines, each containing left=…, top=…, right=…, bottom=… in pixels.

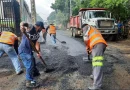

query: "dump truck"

left=0, top=0, right=31, bottom=35
left=70, top=8, right=117, bottom=40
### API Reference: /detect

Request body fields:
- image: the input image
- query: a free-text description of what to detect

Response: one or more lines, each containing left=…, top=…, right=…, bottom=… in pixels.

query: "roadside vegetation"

left=48, top=0, right=130, bottom=28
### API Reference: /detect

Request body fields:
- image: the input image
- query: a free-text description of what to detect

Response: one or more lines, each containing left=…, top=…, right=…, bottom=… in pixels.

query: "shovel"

left=83, top=50, right=92, bottom=63
left=47, top=32, right=66, bottom=44
left=56, top=38, right=66, bottom=44
left=23, top=31, right=55, bottom=73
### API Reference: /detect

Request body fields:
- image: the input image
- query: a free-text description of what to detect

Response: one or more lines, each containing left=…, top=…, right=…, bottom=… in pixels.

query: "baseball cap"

left=35, top=21, right=45, bottom=29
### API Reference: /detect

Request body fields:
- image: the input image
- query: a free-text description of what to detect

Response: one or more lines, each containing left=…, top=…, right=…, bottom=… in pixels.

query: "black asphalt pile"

left=37, top=43, right=119, bottom=77
left=55, top=55, right=79, bottom=74
left=103, top=54, right=115, bottom=75
left=36, top=44, right=94, bottom=76
left=36, top=45, right=79, bottom=74
left=0, top=56, right=14, bottom=69
left=75, top=54, right=92, bottom=76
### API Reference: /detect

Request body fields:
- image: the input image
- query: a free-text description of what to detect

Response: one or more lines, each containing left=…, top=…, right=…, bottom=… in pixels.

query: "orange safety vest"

left=85, top=25, right=107, bottom=50
left=49, top=25, right=56, bottom=34
left=0, top=31, right=17, bottom=45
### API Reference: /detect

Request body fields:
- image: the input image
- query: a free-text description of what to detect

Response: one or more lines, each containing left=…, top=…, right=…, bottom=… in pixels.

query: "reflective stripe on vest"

left=92, top=56, right=104, bottom=66
left=87, top=26, right=107, bottom=50
left=90, top=37, right=103, bottom=46
left=89, top=30, right=100, bottom=39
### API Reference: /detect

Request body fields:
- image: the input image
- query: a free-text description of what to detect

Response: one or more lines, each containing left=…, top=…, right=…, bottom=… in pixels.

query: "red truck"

left=69, top=8, right=117, bottom=40
left=70, top=16, right=80, bottom=37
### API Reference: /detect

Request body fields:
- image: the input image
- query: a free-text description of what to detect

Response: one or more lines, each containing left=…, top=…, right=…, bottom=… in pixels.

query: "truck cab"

left=79, top=8, right=117, bottom=35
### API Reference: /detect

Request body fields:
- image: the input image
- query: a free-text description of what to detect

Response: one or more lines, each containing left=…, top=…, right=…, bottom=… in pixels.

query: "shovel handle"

left=87, top=50, right=91, bottom=60
left=23, top=31, right=47, bottom=66
left=39, top=56, right=47, bottom=67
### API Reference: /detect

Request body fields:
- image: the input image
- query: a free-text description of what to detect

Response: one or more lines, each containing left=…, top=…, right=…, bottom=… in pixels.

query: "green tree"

left=90, top=0, right=129, bottom=20
left=48, top=0, right=130, bottom=28
left=47, top=11, right=56, bottom=24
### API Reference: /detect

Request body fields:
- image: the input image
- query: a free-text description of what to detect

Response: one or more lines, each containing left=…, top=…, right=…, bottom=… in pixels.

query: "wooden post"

left=30, top=0, right=36, bottom=24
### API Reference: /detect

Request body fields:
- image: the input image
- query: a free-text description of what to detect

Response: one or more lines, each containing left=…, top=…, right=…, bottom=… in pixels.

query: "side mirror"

left=110, top=13, right=111, bottom=18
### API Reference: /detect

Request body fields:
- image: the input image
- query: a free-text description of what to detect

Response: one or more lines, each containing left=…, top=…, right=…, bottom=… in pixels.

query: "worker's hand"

left=37, top=52, right=41, bottom=59
left=86, top=48, right=91, bottom=54
left=88, top=50, right=92, bottom=54
left=86, top=47, right=89, bottom=51
left=20, top=26, right=26, bottom=33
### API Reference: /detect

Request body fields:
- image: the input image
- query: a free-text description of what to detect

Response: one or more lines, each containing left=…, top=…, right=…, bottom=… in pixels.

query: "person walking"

left=19, top=21, right=44, bottom=88
left=0, top=30, right=23, bottom=75
left=46, top=24, right=56, bottom=46
left=117, top=20, right=123, bottom=39
left=82, top=24, right=107, bottom=90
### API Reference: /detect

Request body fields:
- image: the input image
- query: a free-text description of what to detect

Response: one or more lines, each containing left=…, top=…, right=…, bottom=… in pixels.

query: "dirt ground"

left=0, top=30, right=130, bottom=90
left=104, top=39, right=130, bottom=90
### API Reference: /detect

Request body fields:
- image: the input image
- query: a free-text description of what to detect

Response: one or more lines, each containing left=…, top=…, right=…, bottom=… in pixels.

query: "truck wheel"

left=73, top=28, right=78, bottom=38
left=71, top=28, right=73, bottom=37
left=112, top=34, right=118, bottom=41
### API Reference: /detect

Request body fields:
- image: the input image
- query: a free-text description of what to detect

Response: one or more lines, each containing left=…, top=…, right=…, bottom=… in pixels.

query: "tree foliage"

left=47, top=11, right=56, bottom=24
left=48, top=0, right=130, bottom=28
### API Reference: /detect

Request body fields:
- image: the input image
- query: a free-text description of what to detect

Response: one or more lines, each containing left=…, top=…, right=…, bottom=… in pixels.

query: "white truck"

left=70, top=8, right=117, bottom=40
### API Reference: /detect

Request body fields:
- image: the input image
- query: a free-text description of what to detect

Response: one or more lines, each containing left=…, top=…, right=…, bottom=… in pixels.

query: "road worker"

left=82, top=24, right=107, bottom=90
left=19, top=21, right=44, bottom=88
left=46, top=24, right=56, bottom=47
left=117, top=20, right=123, bottom=40
left=0, top=30, right=23, bottom=75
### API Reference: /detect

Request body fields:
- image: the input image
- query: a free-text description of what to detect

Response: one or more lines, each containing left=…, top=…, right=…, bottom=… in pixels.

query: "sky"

left=25, top=0, right=55, bottom=21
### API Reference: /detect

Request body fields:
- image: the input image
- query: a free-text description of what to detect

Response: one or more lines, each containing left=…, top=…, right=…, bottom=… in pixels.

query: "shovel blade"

left=83, top=57, right=92, bottom=63
left=61, top=41, right=66, bottom=44
left=43, top=66, right=55, bottom=73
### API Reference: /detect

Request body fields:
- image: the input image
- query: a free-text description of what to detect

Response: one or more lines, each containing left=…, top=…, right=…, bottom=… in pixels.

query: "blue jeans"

left=19, top=53, right=34, bottom=81
left=50, top=34, right=56, bottom=44
left=0, top=43, right=21, bottom=73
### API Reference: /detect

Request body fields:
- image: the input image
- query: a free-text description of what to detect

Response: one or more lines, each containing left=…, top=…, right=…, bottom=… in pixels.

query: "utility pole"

left=70, top=0, right=72, bottom=18
left=30, top=0, right=36, bottom=24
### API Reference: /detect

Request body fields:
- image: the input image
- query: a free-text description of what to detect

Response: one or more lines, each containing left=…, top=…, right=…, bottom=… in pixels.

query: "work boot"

left=87, top=86, right=102, bottom=90
left=33, top=72, right=40, bottom=77
left=90, top=74, right=94, bottom=80
left=26, top=80, right=39, bottom=88
left=33, top=67, right=40, bottom=77
left=16, top=70, right=24, bottom=75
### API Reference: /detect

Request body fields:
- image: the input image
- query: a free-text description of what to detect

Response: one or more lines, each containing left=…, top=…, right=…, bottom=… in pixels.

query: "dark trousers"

left=32, top=55, right=40, bottom=76
left=14, top=40, right=18, bottom=54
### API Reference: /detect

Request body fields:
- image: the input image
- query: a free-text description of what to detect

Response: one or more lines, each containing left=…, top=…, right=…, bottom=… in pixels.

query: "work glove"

left=37, top=52, right=41, bottom=59
left=86, top=48, right=91, bottom=54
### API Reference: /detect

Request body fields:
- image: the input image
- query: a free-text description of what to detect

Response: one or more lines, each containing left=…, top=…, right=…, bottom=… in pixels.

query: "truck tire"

left=112, top=34, right=118, bottom=41
left=103, top=34, right=117, bottom=41
left=71, top=28, right=74, bottom=37
left=73, top=28, right=78, bottom=38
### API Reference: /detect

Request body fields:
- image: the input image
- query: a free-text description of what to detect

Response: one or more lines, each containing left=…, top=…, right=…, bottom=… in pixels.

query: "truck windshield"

left=88, top=11, right=109, bottom=18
